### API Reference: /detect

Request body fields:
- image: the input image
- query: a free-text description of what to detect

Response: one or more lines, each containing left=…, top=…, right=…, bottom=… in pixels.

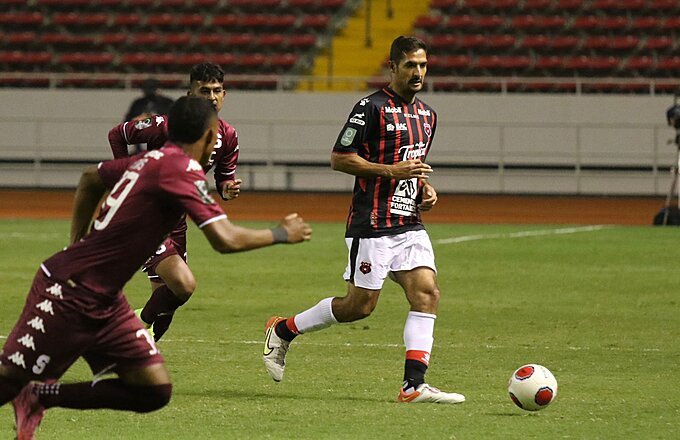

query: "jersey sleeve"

left=107, top=115, right=169, bottom=158
left=332, top=99, right=378, bottom=154
left=213, top=124, right=240, bottom=200
left=159, top=157, right=227, bottom=228
left=97, top=156, right=135, bottom=189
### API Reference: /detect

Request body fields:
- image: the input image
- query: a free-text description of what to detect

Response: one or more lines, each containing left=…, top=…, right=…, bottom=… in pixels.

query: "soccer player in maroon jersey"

left=108, top=63, right=243, bottom=341
left=263, top=36, right=465, bottom=404
left=0, top=97, right=312, bottom=439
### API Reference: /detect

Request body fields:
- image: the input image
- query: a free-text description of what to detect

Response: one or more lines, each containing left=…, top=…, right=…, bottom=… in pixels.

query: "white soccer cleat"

left=397, top=383, right=466, bottom=404
left=263, top=316, right=290, bottom=382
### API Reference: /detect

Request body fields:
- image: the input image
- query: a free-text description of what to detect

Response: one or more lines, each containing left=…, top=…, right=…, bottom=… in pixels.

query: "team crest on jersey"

left=423, top=122, right=432, bottom=137
left=359, top=261, right=372, bottom=274
left=194, top=180, right=215, bottom=204
left=134, top=118, right=152, bottom=130
left=340, top=127, right=357, bottom=146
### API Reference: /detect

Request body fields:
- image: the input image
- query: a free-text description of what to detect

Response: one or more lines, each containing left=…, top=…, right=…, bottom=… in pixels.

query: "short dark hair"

left=389, top=36, right=428, bottom=64
left=167, top=96, right=217, bottom=144
left=189, top=62, right=225, bottom=84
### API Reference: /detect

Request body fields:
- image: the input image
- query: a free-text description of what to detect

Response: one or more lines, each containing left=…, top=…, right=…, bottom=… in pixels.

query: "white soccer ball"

left=508, top=364, right=558, bottom=411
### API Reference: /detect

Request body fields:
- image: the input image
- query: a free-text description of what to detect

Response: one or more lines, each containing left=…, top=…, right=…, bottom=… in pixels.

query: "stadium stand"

left=0, top=0, right=351, bottom=89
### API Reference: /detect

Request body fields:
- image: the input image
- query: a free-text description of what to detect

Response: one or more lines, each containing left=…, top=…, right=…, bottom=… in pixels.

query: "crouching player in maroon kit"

left=108, top=63, right=242, bottom=341
left=0, top=96, right=312, bottom=439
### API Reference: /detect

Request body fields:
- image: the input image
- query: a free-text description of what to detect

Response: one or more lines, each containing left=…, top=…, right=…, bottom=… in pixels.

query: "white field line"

left=0, top=232, right=64, bottom=240
left=0, top=335, right=659, bottom=352
left=435, top=225, right=610, bottom=245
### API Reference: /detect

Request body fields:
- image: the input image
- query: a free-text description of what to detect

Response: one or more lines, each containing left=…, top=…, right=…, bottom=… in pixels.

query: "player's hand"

left=418, top=182, right=437, bottom=211
left=279, top=213, right=312, bottom=243
left=390, top=160, right=432, bottom=180
left=223, top=179, right=242, bottom=200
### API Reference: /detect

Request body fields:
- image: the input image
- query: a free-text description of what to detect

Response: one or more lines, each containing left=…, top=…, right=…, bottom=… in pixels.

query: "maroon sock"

left=140, top=285, right=187, bottom=325
left=36, top=379, right=171, bottom=413
left=0, top=378, right=23, bottom=406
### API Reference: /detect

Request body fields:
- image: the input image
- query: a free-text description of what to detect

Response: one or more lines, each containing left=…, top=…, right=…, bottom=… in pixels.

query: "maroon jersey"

left=332, top=87, right=437, bottom=238
left=41, top=145, right=226, bottom=302
left=108, top=115, right=239, bottom=198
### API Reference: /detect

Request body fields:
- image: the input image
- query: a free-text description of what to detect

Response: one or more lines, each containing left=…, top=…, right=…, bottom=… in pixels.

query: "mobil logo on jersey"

left=398, top=142, right=427, bottom=161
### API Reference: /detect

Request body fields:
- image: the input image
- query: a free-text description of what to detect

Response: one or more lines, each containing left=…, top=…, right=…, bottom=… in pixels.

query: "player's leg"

left=263, top=236, right=388, bottom=382
left=139, top=236, right=195, bottom=341
left=391, top=231, right=464, bottom=404
left=26, top=301, right=171, bottom=414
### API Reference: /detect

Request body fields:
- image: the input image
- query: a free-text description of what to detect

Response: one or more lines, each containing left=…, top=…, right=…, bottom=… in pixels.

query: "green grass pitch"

left=1, top=219, right=679, bottom=439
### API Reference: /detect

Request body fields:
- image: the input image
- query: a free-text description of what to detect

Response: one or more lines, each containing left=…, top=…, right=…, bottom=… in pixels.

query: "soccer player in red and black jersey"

left=263, top=36, right=465, bottom=404
left=0, top=97, right=311, bottom=439
left=108, top=63, right=242, bottom=341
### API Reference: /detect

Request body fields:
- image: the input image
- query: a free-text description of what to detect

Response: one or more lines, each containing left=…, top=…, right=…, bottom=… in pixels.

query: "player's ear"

left=388, top=60, right=396, bottom=72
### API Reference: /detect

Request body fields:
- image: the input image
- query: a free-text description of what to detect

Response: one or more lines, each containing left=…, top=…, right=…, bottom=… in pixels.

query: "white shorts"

left=343, top=229, right=437, bottom=290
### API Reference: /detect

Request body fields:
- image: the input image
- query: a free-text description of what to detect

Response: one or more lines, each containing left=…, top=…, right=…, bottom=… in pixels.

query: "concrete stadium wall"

left=0, top=89, right=676, bottom=195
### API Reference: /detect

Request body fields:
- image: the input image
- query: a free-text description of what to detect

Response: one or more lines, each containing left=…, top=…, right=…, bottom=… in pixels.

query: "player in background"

left=1, top=97, right=312, bottom=439
left=108, top=63, right=242, bottom=341
left=262, top=36, right=465, bottom=404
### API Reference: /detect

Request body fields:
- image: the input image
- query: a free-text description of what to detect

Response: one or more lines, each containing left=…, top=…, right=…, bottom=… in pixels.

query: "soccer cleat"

left=397, top=383, right=466, bottom=404
left=13, top=382, right=45, bottom=440
left=134, top=308, right=155, bottom=341
left=263, top=316, right=290, bottom=382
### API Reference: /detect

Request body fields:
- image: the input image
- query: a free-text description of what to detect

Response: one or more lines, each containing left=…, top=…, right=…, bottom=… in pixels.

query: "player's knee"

left=171, top=275, right=196, bottom=300
left=134, top=383, right=172, bottom=413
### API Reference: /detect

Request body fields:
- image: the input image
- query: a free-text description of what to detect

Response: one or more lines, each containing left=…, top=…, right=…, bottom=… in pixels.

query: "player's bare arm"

left=418, top=182, right=438, bottom=212
left=201, top=213, right=312, bottom=253
left=331, top=152, right=432, bottom=180
left=70, top=165, right=108, bottom=244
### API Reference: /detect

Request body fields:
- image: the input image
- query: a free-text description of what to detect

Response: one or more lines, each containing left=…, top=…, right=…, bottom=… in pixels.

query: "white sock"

left=294, top=297, right=338, bottom=334
left=403, top=311, right=436, bottom=354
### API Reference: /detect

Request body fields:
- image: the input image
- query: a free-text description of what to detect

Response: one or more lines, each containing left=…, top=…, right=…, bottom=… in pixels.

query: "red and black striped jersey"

left=332, top=87, right=437, bottom=238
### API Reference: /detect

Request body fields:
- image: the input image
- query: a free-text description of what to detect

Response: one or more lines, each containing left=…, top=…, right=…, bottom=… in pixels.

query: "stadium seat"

left=554, top=0, right=583, bottom=11
left=608, top=36, right=640, bottom=52
left=257, top=34, right=286, bottom=48
left=193, top=0, right=219, bottom=7
left=6, top=32, right=36, bottom=46
left=176, top=53, right=206, bottom=66
left=176, top=14, right=204, bottom=27
left=414, top=15, right=442, bottom=30
left=521, top=0, right=550, bottom=10
left=287, top=34, right=316, bottom=48
left=40, top=33, right=95, bottom=46
left=99, top=33, right=128, bottom=46
left=625, top=56, right=655, bottom=72
left=459, top=34, right=486, bottom=50
left=210, top=53, right=237, bottom=66
left=519, top=35, right=550, bottom=50
left=300, top=14, right=329, bottom=29
left=0, top=12, right=44, bottom=27
left=662, top=17, right=680, bottom=31
left=657, top=57, right=680, bottom=72
left=549, top=35, right=580, bottom=51
left=211, top=15, right=238, bottom=27
left=270, top=53, right=299, bottom=70
left=444, top=15, right=475, bottom=31
left=642, top=36, right=673, bottom=52
left=223, top=34, right=254, bottom=48
left=164, top=33, right=192, bottom=47
left=600, top=16, right=627, bottom=32
left=239, top=53, right=267, bottom=69
left=195, top=34, right=221, bottom=47
left=112, top=13, right=142, bottom=27
left=146, top=14, right=173, bottom=28
left=485, top=35, right=516, bottom=51
left=130, top=33, right=161, bottom=46
left=58, top=52, right=115, bottom=67
left=630, top=17, right=661, bottom=32
left=476, top=15, right=504, bottom=31
left=648, top=0, right=677, bottom=12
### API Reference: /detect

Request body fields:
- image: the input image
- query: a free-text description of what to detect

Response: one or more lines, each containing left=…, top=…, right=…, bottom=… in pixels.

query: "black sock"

left=403, top=359, right=427, bottom=390
left=275, top=320, right=298, bottom=342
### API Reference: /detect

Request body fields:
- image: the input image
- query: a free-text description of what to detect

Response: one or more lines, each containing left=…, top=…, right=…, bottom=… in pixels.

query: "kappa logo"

left=134, top=118, right=152, bottom=130
left=8, top=352, right=26, bottom=369
left=194, top=180, right=215, bottom=204
left=46, top=283, right=63, bottom=299
left=186, top=159, right=202, bottom=172
left=145, top=150, right=164, bottom=160
left=36, top=300, right=54, bottom=316
left=17, top=334, right=36, bottom=351
left=27, top=316, right=45, bottom=333
left=359, top=261, right=372, bottom=274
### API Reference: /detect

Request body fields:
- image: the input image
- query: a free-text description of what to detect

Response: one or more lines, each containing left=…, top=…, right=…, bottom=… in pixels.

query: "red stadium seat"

left=499, top=55, right=531, bottom=70
left=535, top=55, right=563, bottom=71
left=99, top=33, right=128, bottom=46
left=642, top=36, right=673, bottom=51
left=318, top=0, right=346, bottom=9
left=58, top=52, right=114, bottom=66
left=459, top=34, right=485, bottom=49
left=600, top=16, right=627, bottom=32
left=583, top=36, right=609, bottom=51
left=630, top=17, right=661, bottom=32
left=662, top=17, right=680, bottom=31
left=176, top=14, right=204, bottom=27
left=176, top=53, right=206, bottom=66
left=40, top=33, right=95, bottom=46
left=608, top=36, right=639, bottom=51
left=485, top=34, right=515, bottom=50
left=0, top=12, right=44, bottom=26
left=270, top=53, right=299, bottom=70
left=554, top=0, right=583, bottom=10
left=212, top=15, right=238, bottom=27
left=445, top=15, right=474, bottom=30
left=257, top=34, right=286, bottom=47
left=194, top=0, right=219, bottom=7
left=210, top=53, right=237, bottom=66
left=571, top=16, right=599, bottom=31
left=657, top=57, right=680, bottom=71
left=196, top=34, right=221, bottom=46
left=130, top=33, right=161, bottom=46
left=287, top=34, right=316, bottom=48
left=164, top=33, right=192, bottom=47
left=549, top=35, right=580, bottom=51
left=239, top=53, right=267, bottom=68
left=625, top=56, right=655, bottom=72
left=224, top=34, right=254, bottom=47
left=146, top=14, right=173, bottom=27
left=6, top=32, right=36, bottom=46
left=474, top=55, right=503, bottom=70
left=476, top=15, right=504, bottom=30
left=300, top=14, right=329, bottom=29
left=429, top=34, right=458, bottom=50
left=519, top=35, right=550, bottom=50
left=521, top=0, right=550, bottom=10
left=489, top=0, right=518, bottom=11
left=414, top=15, right=442, bottom=30
left=648, top=0, right=677, bottom=12
left=229, top=0, right=282, bottom=8
left=112, top=14, right=141, bottom=27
